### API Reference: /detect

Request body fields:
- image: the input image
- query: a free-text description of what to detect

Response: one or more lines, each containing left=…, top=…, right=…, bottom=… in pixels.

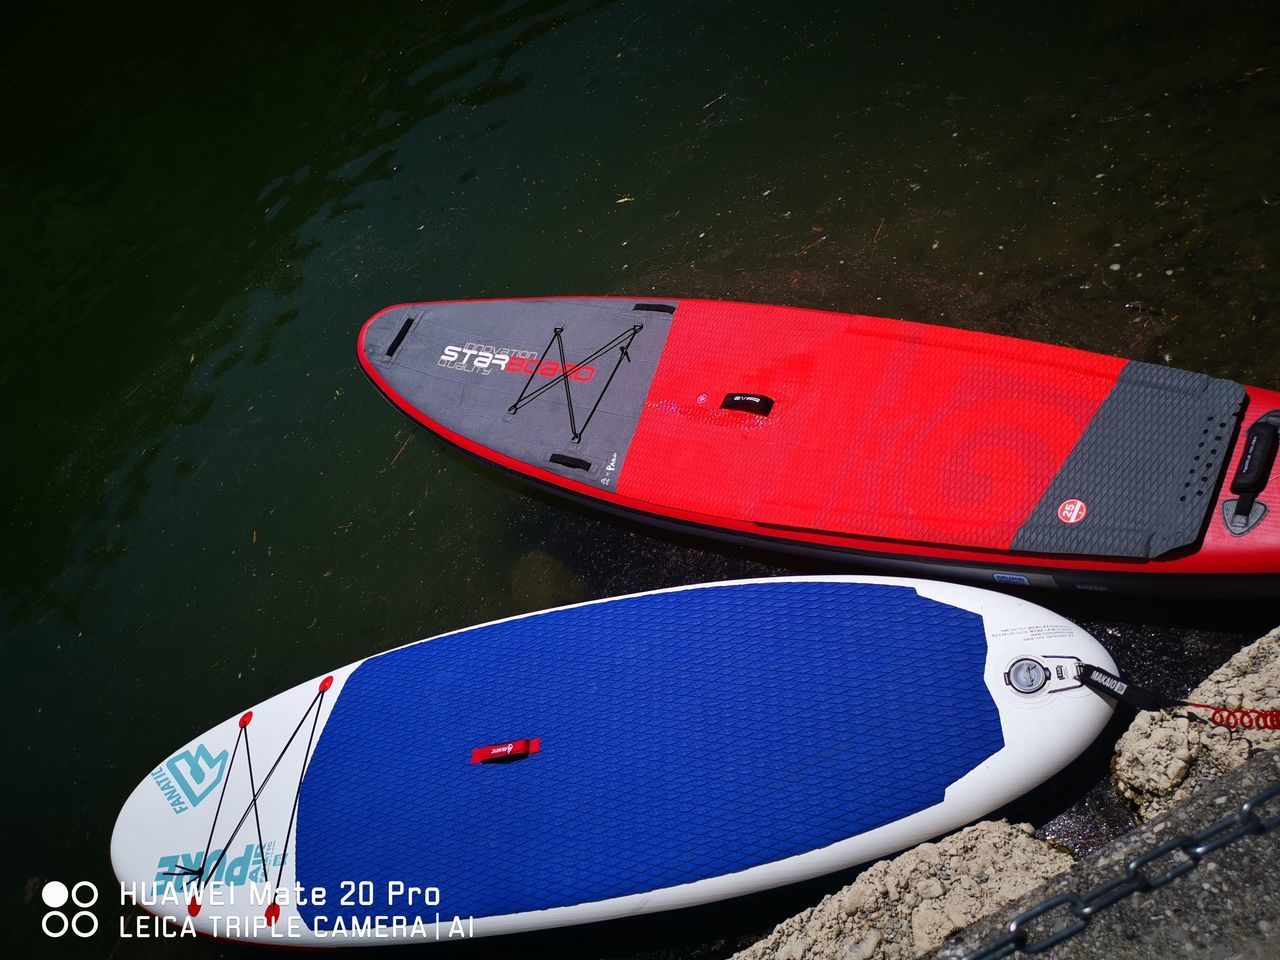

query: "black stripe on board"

left=549, top=453, right=592, bottom=471
left=386, top=316, right=416, bottom=357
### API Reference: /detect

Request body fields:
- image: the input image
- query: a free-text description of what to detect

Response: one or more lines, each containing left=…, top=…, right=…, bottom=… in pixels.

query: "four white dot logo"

left=41, top=880, right=99, bottom=938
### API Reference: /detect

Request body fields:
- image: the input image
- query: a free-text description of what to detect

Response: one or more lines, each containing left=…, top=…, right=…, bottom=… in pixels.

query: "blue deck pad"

left=295, top=582, right=1002, bottom=925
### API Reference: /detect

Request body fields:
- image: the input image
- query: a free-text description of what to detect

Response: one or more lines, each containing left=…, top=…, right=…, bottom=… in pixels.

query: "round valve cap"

left=1006, top=658, right=1049, bottom=694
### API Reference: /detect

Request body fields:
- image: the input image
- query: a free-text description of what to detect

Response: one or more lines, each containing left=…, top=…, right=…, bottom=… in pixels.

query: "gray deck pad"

left=362, top=298, right=676, bottom=487
left=1012, top=360, right=1245, bottom=558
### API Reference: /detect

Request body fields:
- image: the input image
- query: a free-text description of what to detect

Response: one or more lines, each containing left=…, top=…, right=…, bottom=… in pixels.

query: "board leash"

left=169, top=676, right=333, bottom=922
left=1076, top=662, right=1280, bottom=730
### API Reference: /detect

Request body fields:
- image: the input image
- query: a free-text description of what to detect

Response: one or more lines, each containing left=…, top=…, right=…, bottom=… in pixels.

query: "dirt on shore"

left=728, top=822, right=1070, bottom=960
left=1113, top=627, right=1280, bottom=821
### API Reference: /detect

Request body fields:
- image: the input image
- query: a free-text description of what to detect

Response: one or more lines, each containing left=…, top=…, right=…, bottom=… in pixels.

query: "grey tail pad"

left=362, top=299, right=678, bottom=486
left=1011, top=361, right=1245, bottom=559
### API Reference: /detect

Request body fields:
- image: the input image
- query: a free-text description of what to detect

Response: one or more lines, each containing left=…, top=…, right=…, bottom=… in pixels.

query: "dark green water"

left=3, top=2, right=1279, bottom=957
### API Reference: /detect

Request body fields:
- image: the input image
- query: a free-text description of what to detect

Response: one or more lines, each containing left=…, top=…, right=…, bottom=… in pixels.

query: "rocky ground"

left=729, top=822, right=1071, bottom=960
left=937, top=749, right=1280, bottom=960
left=730, top=627, right=1280, bottom=960
left=1113, top=627, right=1280, bottom=821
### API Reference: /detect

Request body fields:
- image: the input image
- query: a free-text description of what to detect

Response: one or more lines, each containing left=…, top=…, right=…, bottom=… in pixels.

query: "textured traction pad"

left=295, top=582, right=1001, bottom=923
left=1011, top=361, right=1245, bottom=558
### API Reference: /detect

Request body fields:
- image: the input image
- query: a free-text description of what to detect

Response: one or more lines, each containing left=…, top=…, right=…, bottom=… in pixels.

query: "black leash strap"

left=1077, top=663, right=1279, bottom=732
left=1076, top=663, right=1176, bottom=712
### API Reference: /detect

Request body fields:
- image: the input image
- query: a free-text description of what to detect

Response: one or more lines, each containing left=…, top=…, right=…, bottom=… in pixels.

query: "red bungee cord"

left=1183, top=702, right=1280, bottom=731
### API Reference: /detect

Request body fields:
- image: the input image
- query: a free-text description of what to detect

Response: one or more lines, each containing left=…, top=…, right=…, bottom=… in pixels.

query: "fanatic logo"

left=151, top=744, right=229, bottom=814
left=155, top=843, right=279, bottom=890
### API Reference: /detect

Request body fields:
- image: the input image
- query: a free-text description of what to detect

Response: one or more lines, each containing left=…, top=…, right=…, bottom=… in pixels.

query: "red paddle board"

left=358, top=297, right=1280, bottom=594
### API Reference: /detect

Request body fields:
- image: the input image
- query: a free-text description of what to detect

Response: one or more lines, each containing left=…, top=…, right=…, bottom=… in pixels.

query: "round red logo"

left=1057, top=498, right=1088, bottom=524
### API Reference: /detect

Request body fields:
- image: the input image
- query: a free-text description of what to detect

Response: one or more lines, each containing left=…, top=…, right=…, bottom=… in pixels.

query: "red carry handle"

left=471, top=738, right=542, bottom=764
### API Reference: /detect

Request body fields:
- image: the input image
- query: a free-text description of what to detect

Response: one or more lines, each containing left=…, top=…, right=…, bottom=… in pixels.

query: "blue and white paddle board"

left=111, top=577, right=1115, bottom=946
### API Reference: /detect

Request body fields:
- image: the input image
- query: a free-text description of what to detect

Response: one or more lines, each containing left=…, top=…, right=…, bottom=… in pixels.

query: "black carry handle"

left=549, top=453, right=592, bottom=471
left=1230, top=419, right=1278, bottom=517
left=721, top=393, right=775, bottom=417
left=385, top=315, right=415, bottom=357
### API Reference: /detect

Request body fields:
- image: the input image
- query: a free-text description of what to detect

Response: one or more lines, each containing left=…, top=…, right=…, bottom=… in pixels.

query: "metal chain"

left=960, top=779, right=1280, bottom=960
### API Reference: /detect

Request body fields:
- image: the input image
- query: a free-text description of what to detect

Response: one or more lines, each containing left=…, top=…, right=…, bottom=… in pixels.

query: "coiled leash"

left=1076, top=662, right=1280, bottom=730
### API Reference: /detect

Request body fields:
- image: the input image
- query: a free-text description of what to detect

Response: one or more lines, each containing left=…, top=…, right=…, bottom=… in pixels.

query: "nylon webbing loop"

left=1075, top=663, right=1170, bottom=712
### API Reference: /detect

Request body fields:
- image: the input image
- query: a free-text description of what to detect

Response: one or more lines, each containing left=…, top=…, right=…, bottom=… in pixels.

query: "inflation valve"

left=1004, top=658, right=1049, bottom=694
